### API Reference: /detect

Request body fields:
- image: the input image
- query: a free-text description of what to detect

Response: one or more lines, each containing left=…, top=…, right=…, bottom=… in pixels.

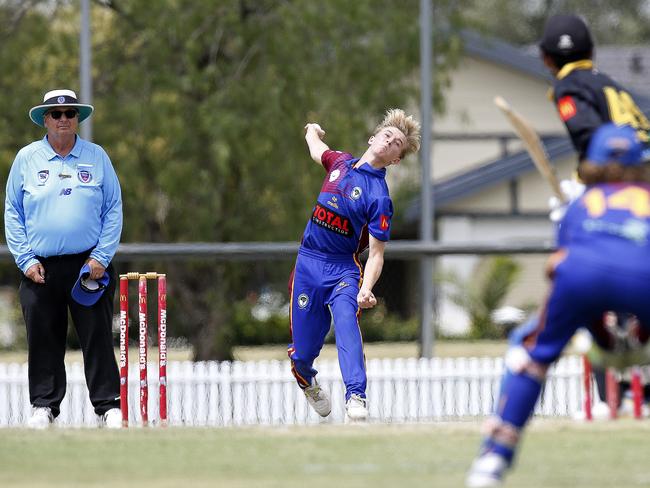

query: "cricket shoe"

left=465, top=452, right=508, bottom=487
left=591, top=401, right=613, bottom=421
left=27, top=406, right=54, bottom=429
left=304, top=379, right=331, bottom=417
left=101, top=408, right=123, bottom=429
left=345, top=394, right=368, bottom=423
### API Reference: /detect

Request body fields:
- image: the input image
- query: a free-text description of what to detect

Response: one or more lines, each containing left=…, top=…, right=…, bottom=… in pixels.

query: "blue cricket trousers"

left=288, top=247, right=366, bottom=400
left=522, top=253, right=650, bottom=365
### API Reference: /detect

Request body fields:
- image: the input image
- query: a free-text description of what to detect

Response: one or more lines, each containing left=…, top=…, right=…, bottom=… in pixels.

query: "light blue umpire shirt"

left=4, top=135, right=122, bottom=274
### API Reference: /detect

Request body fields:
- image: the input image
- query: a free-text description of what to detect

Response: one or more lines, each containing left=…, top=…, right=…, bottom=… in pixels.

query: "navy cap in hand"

left=71, top=263, right=110, bottom=306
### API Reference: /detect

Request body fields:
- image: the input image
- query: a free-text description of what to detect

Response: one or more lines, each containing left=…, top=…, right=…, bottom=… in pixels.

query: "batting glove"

left=548, top=179, right=585, bottom=222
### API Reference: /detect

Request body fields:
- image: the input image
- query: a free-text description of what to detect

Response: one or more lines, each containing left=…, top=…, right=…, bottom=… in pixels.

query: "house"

left=383, top=30, right=650, bottom=336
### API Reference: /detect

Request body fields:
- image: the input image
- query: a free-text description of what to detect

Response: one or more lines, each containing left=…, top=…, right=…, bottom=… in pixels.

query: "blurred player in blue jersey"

left=466, top=123, right=650, bottom=487
left=289, top=109, right=420, bottom=421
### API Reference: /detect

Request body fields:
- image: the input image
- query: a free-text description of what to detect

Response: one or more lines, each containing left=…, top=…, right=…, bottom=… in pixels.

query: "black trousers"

left=19, top=251, right=120, bottom=417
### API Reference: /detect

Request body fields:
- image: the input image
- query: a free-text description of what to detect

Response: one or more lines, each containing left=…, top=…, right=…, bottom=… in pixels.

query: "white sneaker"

left=345, top=394, right=368, bottom=421
left=465, top=453, right=508, bottom=487
left=27, top=407, right=53, bottom=429
left=592, top=401, right=613, bottom=421
left=304, top=379, right=331, bottom=417
left=101, top=408, right=123, bottom=429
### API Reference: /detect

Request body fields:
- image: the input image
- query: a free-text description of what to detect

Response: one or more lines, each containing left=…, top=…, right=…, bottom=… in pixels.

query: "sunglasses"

left=47, top=109, right=78, bottom=120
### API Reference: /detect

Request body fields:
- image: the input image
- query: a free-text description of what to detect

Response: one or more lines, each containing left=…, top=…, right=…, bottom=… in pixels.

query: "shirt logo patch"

left=59, top=188, right=72, bottom=196
left=557, top=96, right=577, bottom=121
left=327, top=196, right=339, bottom=209
left=312, top=202, right=352, bottom=237
left=380, top=214, right=390, bottom=231
left=351, top=187, right=362, bottom=200
left=297, top=293, right=309, bottom=309
left=329, top=169, right=341, bottom=182
left=77, top=169, right=92, bottom=183
left=37, top=170, right=49, bottom=184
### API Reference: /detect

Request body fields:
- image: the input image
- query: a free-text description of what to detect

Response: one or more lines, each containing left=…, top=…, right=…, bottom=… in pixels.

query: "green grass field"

left=1, top=420, right=649, bottom=487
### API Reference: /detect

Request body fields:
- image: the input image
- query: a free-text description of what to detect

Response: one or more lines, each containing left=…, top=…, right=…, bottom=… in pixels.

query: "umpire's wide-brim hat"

left=29, top=89, right=94, bottom=128
left=71, top=263, right=110, bottom=307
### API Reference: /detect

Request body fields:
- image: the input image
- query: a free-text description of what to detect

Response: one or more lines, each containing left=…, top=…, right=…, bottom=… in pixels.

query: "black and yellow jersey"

left=550, top=60, right=650, bottom=161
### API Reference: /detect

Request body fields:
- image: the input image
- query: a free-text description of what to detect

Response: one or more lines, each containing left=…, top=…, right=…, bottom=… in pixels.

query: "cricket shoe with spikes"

left=465, top=452, right=509, bottom=487
left=345, top=394, right=369, bottom=423
left=304, top=378, right=331, bottom=417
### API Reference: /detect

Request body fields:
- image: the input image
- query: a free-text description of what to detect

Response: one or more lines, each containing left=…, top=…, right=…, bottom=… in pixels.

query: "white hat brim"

left=29, top=103, right=94, bottom=128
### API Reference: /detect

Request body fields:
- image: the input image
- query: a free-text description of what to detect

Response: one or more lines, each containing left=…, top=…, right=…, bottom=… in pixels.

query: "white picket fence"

left=0, top=355, right=586, bottom=427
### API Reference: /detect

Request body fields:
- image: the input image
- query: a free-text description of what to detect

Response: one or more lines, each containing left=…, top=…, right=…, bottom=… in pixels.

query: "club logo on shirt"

left=297, top=293, right=309, bottom=309
left=37, top=170, right=49, bottom=185
left=351, top=187, right=362, bottom=200
left=380, top=214, right=390, bottom=231
left=329, top=169, right=341, bottom=182
left=77, top=169, right=92, bottom=183
left=312, top=202, right=352, bottom=237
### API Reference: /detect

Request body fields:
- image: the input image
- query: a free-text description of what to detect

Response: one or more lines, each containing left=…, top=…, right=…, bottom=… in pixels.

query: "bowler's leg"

left=287, top=257, right=331, bottom=388
left=330, top=292, right=365, bottom=400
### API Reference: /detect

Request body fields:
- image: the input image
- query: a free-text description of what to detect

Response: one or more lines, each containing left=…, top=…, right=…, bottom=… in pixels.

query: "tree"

left=443, top=256, right=521, bottom=339
left=84, top=0, right=468, bottom=359
left=465, top=0, right=650, bottom=46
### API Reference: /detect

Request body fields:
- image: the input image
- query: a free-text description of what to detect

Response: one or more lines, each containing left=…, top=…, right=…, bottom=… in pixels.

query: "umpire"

left=4, top=89, right=123, bottom=428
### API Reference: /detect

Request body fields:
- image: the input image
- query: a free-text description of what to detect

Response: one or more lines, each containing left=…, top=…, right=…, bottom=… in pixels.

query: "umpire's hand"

left=85, top=258, right=106, bottom=280
left=25, top=263, right=45, bottom=284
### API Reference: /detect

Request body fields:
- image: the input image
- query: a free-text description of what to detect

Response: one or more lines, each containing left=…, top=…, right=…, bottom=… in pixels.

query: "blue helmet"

left=586, top=123, right=643, bottom=166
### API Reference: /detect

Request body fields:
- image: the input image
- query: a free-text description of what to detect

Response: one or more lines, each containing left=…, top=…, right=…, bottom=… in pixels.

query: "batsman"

left=288, top=109, right=420, bottom=421
left=540, top=13, right=650, bottom=215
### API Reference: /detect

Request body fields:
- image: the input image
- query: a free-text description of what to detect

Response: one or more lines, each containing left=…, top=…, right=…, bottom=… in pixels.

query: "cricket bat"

left=494, top=95, right=567, bottom=204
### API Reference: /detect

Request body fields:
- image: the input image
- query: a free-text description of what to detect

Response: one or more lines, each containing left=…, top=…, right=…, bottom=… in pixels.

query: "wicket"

left=583, top=356, right=643, bottom=420
left=119, top=272, right=167, bottom=427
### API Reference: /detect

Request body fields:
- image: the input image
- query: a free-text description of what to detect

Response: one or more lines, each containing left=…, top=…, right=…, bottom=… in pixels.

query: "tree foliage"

left=465, top=0, right=650, bottom=46
left=5, top=1, right=646, bottom=357
left=0, top=0, right=468, bottom=359
left=444, top=256, right=521, bottom=339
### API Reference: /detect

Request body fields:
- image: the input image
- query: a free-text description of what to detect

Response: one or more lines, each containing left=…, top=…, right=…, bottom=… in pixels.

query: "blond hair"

left=374, top=108, right=421, bottom=157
